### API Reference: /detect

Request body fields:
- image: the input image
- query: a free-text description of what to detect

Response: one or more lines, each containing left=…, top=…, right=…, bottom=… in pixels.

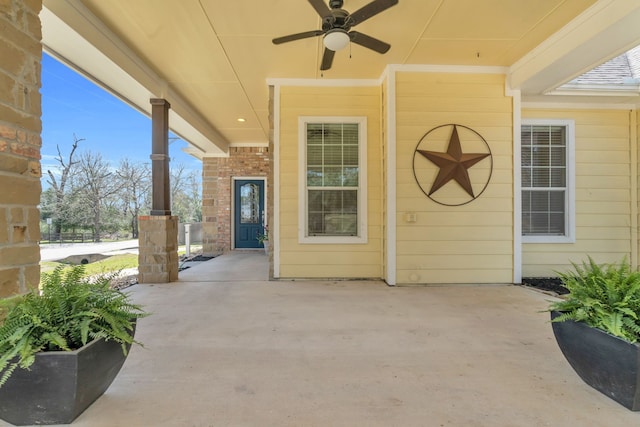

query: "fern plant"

left=549, top=257, right=640, bottom=343
left=0, top=294, right=23, bottom=325
left=0, top=265, right=148, bottom=387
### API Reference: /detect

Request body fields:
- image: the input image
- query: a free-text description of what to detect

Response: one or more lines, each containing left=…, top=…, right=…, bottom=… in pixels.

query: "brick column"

left=138, top=215, right=179, bottom=283
left=0, top=0, right=43, bottom=297
left=201, top=158, right=219, bottom=256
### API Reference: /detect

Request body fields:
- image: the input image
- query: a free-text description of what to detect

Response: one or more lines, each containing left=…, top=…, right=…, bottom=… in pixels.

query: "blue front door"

left=234, top=180, right=265, bottom=249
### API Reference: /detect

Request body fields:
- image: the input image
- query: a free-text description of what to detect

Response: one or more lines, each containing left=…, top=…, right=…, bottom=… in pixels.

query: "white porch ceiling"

left=41, top=0, right=640, bottom=157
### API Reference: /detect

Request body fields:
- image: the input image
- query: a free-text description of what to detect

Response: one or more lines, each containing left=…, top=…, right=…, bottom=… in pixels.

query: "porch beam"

left=41, top=1, right=230, bottom=155
left=510, top=0, right=640, bottom=95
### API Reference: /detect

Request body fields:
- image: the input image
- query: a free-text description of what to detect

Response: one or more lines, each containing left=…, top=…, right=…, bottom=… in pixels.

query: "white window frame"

left=521, top=119, right=575, bottom=244
left=298, top=116, right=368, bottom=244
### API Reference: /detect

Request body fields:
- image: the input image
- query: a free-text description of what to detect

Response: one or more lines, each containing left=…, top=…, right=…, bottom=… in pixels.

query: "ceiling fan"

left=272, top=0, right=399, bottom=71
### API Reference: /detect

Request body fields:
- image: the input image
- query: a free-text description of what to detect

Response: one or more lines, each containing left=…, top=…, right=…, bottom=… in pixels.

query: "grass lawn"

left=41, top=254, right=139, bottom=275
left=39, top=244, right=202, bottom=277
left=178, top=245, right=202, bottom=256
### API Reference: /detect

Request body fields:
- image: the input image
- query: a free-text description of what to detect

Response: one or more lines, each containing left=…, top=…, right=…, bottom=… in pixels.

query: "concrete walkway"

left=6, top=252, right=640, bottom=426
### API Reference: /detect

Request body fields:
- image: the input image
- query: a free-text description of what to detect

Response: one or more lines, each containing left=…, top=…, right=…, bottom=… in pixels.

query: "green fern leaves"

left=550, top=257, right=640, bottom=343
left=0, top=265, right=148, bottom=387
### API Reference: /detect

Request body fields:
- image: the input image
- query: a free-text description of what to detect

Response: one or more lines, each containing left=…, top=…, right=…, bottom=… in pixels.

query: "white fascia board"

left=547, top=84, right=640, bottom=97
left=168, top=110, right=225, bottom=156
left=266, top=78, right=381, bottom=87
left=181, top=145, right=205, bottom=160
left=41, top=0, right=228, bottom=156
left=230, top=142, right=270, bottom=148
left=267, top=66, right=508, bottom=93
left=510, top=0, right=640, bottom=95
left=389, top=64, right=509, bottom=75
left=522, top=100, right=639, bottom=110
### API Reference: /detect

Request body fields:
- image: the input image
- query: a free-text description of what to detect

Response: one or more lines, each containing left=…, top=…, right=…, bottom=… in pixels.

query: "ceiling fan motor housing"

left=272, top=0, right=398, bottom=70
left=322, top=9, right=350, bottom=31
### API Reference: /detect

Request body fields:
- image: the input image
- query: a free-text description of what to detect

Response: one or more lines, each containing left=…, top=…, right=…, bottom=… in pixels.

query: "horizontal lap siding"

left=278, top=86, right=383, bottom=279
left=522, top=109, right=633, bottom=277
left=396, top=72, right=513, bottom=284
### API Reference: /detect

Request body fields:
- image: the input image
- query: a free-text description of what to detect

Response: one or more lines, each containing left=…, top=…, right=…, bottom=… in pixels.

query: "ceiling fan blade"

left=308, top=0, right=331, bottom=18
left=348, top=0, right=399, bottom=26
left=349, top=31, right=391, bottom=54
left=273, top=30, right=325, bottom=45
left=320, top=48, right=335, bottom=70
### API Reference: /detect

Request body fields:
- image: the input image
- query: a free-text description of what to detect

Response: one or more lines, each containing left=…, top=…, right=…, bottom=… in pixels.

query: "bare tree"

left=41, top=137, right=203, bottom=240
left=75, top=151, right=122, bottom=241
left=170, top=164, right=201, bottom=223
left=116, top=159, right=151, bottom=238
left=170, top=162, right=187, bottom=208
left=185, top=171, right=202, bottom=222
left=46, top=135, right=83, bottom=235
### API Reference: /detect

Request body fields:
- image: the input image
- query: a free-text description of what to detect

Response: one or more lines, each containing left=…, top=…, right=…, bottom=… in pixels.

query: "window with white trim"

left=521, top=119, right=575, bottom=243
left=299, top=117, right=367, bottom=244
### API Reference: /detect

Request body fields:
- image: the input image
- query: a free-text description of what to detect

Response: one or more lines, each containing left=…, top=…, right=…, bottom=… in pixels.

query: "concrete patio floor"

left=9, top=251, right=640, bottom=426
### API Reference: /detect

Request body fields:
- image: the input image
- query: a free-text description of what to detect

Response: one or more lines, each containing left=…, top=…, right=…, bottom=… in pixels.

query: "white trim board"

left=385, top=71, right=397, bottom=286
left=272, top=84, right=281, bottom=278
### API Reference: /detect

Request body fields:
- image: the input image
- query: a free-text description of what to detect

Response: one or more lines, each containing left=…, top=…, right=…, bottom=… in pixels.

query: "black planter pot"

left=551, top=311, right=640, bottom=411
left=0, top=334, right=133, bottom=425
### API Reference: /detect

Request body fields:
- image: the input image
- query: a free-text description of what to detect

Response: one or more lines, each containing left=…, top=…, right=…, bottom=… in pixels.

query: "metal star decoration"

left=417, top=125, right=490, bottom=197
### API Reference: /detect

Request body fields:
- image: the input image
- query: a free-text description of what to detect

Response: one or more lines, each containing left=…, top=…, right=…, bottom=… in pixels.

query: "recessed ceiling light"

left=237, top=118, right=246, bottom=122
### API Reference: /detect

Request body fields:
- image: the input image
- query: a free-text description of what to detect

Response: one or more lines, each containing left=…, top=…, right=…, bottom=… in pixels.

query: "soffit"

left=54, top=0, right=600, bottom=152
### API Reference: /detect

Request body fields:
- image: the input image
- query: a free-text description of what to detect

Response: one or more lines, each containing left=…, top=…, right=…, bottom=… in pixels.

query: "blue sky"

left=41, top=53, right=201, bottom=183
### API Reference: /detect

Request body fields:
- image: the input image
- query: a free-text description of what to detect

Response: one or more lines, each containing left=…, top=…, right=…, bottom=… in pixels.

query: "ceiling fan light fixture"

left=323, top=29, right=350, bottom=51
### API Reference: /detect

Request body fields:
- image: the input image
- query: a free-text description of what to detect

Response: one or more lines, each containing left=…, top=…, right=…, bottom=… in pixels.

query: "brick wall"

left=202, top=147, right=270, bottom=255
left=0, top=0, right=42, bottom=296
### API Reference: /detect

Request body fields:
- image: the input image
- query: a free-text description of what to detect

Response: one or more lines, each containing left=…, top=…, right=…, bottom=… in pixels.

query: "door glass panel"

left=240, top=183, right=259, bottom=224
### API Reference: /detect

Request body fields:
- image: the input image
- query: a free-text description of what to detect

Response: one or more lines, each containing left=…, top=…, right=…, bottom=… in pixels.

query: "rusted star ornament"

left=413, top=124, right=493, bottom=206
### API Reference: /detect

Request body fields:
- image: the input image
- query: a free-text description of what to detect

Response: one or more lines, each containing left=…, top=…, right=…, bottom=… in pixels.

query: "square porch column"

left=138, top=98, right=178, bottom=283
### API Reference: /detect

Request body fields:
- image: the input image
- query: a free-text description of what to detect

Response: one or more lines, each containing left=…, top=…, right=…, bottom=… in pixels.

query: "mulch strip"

left=520, top=277, right=569, bottom=295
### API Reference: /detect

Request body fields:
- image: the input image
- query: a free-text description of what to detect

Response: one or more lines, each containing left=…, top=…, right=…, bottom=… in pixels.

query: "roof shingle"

left=570, top=45, right=640, bottom=85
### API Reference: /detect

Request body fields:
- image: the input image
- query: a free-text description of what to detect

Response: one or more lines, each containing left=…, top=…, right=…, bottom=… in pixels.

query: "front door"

left=234, top=179, right=265, bottom=249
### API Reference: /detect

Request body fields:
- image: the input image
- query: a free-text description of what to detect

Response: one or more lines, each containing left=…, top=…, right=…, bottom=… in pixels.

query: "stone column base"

left=138, top=215, right=179, bottom=284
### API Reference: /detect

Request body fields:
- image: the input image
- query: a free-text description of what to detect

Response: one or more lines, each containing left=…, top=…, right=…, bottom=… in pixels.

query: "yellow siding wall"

left=395, top=73, right=514, bottom=284
left=522, top=109, right=634, bottom=277
left=278, top=85, right=383, bottom=278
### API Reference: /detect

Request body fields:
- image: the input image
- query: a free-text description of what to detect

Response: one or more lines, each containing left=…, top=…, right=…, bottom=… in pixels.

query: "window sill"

left=522, top=235, right=575, bottom=244
left=300, top=236, right=368, bottom=245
